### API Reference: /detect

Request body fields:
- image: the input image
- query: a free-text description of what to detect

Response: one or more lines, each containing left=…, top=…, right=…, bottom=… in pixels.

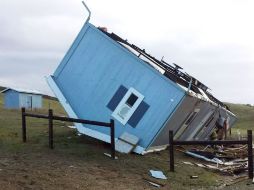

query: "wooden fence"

left=21, top=107, right=115, bottom=159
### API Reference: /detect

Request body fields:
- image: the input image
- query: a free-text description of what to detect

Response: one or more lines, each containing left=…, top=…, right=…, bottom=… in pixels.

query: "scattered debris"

left=195, top=163, right=206, bottom=168
left=183, top=161, right=194, bottom=166
left=147, top=181, right=161, bottom=188
left=143, top=175, right=167, bottom=187
left=225, top=175, right=249, bottom=186
left=185, top=150, right=223, bottom=164
left=103, top=153, right=118, bottom=159
left=182, top=145, right=249, bottom=176
left=149, top=170, right=167, bottom=180
left=67, top=126, right=76, bottom=129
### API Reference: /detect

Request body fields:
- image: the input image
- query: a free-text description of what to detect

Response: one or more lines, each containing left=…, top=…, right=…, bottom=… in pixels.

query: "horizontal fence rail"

left=21, top=107, right=115, bottom=159
left=169, top=130, right=253, bottom=179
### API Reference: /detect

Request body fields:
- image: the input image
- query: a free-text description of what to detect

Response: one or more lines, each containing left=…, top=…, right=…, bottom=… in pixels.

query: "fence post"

left=21, top=107, right=26, bottom=142
left=169, top=130, right=174, bottom=172
left=110, top=119, right=115, bottom=159
left=48, top=109, right=54, bottom=149
left=247, top=130, right=253, bottom=179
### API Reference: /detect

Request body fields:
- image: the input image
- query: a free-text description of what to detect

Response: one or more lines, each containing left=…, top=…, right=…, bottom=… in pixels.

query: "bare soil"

left=0, top=151, right=155, bottom=190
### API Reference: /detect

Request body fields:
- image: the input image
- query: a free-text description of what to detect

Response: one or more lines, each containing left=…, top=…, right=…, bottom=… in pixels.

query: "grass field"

left=0, top=93, right=253, bottom=189
left=226, top=103, right=254, bottom=133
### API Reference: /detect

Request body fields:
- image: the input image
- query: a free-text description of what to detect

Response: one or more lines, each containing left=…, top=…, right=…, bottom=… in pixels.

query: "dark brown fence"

left=169, top=130, right=253, bottom=179
left=21, top=107, right=115, bottom=159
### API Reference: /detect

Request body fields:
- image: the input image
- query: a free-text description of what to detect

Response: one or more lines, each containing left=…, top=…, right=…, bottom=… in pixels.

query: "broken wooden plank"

left=143, top=175, right=167, bottom=187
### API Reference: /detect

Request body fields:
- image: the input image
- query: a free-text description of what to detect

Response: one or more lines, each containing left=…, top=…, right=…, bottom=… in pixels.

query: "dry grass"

left=0, top=93, right=253, bottom=189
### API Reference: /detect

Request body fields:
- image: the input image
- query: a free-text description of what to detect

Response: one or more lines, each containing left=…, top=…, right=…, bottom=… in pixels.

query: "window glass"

left=126, top=93, right=138, bottom=107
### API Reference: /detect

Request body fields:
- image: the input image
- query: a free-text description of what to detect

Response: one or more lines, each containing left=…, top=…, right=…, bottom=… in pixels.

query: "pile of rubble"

left=180, top=145, right=249, bottom=176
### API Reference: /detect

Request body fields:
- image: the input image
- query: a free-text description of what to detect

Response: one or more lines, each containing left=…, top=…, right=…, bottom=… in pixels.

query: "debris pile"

left=181, top=145, right=249, bottom=176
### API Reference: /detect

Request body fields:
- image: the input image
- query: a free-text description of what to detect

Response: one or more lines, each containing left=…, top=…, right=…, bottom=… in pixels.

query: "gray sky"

left=0, top=0, right=253, bottom=104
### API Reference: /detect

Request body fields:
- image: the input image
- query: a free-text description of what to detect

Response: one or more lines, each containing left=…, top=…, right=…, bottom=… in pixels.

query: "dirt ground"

left=1, top=141, right=254, bottom=190
left=0, top=147, right=156, bottom=190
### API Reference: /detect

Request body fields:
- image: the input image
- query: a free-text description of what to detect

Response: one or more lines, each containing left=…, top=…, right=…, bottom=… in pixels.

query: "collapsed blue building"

left=47, top=4, right=236, bottom=154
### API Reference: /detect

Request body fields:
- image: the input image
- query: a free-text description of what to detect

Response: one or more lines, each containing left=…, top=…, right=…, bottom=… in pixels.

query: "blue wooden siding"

left=53, top=23, right=185, bottom=148
left=4, top=90, right=19, bottom=108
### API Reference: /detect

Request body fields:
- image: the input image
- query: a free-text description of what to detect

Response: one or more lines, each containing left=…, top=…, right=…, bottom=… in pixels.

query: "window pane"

left=126, top=93, right=138, bottom=107
left=185, top=112, right=197, bottom=125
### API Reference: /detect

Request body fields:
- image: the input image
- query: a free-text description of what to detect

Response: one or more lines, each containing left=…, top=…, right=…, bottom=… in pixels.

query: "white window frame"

left=174, top=108, right=200, bottom=140
left=189, top=110, right=214, bottom=140
left=112, top=87, right=144, bottom=125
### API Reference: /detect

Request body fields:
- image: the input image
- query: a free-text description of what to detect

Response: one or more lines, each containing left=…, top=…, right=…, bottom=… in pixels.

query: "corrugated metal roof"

left=0, top=87, right=43, bottom=95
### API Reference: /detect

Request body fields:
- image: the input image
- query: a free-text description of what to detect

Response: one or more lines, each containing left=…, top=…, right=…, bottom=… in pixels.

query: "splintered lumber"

left=142, top=175, right=167, bottom=187
left=225, top=176, right=249, bottom=186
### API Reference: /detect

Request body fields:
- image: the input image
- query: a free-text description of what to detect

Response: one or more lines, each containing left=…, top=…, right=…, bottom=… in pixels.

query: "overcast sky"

left=0, top=0, right=253, bottom=104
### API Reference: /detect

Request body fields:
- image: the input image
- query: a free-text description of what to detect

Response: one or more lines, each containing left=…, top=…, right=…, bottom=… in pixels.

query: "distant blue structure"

left=1, top=88, right=42, bottom=109
left=47, top=9, right=236, bottom=154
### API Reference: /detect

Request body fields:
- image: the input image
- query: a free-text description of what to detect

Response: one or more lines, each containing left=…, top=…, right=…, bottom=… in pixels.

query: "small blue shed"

left=47, top=6, right=236, bottom=154
left=1, top=88, right=42, bottom=109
